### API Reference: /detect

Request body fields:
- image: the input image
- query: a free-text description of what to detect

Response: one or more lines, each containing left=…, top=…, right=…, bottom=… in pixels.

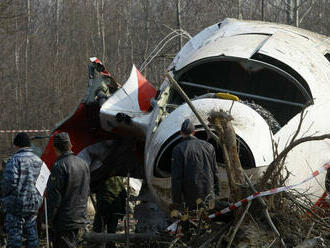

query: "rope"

left=0, top=130, right=50, bottom=134
left=166, top=162, right=330, bottom=233
left=208, top=163, right=330, bottom=219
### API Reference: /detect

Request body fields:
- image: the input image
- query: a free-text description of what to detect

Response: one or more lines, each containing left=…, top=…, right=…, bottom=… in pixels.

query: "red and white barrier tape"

left=208, top=163, right=330, bottom=219
left=0, top=130, right=50, bottom=134
left=166, top=163, right=330, bottom=233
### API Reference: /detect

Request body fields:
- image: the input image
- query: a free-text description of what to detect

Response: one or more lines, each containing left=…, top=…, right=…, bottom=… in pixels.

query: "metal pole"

left=44, top=197, right=50, bottom=248
left=125, top=173, right=130, bottom=248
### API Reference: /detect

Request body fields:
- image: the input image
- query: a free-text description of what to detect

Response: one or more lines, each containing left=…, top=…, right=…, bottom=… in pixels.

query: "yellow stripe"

left=215, top=92, right=240, bottom=101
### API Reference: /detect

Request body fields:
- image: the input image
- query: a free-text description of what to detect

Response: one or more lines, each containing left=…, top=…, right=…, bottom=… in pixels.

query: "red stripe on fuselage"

left=136, top=68, right=157, bottom=112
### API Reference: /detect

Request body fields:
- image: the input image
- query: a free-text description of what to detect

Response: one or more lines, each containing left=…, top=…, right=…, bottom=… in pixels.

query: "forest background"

left=0, top=0, right=329, bottom=158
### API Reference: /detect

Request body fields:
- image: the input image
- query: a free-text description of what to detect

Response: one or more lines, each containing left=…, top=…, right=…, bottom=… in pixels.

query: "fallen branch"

left=294, top=237, right=322, bottom=248
left=165, top=71, right=220, bottom=143
left=286, top=194, right=330, bottom=228
left=197, top=221, right=233, bottom=248
left=306, top=222, right=315, bottom=239
left=226, top=201, right=252, bottom=248
left=82, top=232, right=165, bottom=243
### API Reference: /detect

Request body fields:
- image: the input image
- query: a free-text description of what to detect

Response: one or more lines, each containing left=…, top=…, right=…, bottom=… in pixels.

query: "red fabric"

left=41, top=103, right=112, bottom=169
left=314, top=192, right=329, bottom=209
left=312, top=171, right=319, bottom=176
left=94, top=58, right=101, bottom=64
left=136, top=68, right=157, bottom=112
left=302, top=192, right=329, bottom=220
left=229, top=205, right=236, bottom=210
left=100, top=70, right=111, bottom=77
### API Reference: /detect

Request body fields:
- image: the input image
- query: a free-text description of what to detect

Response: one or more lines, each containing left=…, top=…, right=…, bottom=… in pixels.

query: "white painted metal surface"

left=172, top=18, right=329, bottom=71
left=273, top=101, right=330, bottom=197
left=257, top=30, right=330, bottom=99
left=100, top=65, right=154, bottom=135
left=173, top=34, right=269, bottom=70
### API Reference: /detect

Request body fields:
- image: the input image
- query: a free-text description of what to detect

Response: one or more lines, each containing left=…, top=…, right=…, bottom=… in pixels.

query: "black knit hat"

left=13, top=132, right=31, bottom=147
left=53, top=132, right=71, bottom=147
left=181, top=119, right=195, bottom=135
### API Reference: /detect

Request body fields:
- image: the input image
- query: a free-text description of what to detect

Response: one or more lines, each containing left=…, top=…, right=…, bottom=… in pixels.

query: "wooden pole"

left=165, top=72, right=219, bottom=143
left=82, top=232, right=164, bottom=243
left=261, top=0, right=264, bottom=21
left=177, top=0, right=183, bottom=50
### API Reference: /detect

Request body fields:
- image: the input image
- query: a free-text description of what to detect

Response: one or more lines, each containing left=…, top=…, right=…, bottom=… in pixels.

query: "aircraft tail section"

left=100, top=65, right=157, bottom=135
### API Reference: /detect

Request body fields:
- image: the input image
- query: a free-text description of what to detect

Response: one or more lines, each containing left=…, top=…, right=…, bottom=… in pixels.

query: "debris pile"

left=164, top=110, right=329, bottom=248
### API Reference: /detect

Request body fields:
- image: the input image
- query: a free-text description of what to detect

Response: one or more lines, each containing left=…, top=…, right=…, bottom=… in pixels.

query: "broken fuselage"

left=43, top=18, right=330, bottom=210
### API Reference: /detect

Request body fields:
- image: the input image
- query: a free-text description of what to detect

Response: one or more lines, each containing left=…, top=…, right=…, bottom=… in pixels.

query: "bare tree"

left=0, top=0, right=328, bottom=159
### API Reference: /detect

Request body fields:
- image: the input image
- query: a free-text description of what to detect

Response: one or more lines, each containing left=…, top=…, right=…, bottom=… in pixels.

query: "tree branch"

left=260, top=134, right=330, bottom=187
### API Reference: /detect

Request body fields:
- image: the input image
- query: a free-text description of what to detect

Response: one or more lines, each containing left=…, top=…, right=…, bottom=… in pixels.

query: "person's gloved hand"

left=41, top=223, right=47, bottom=231
left=170, top=209, right=180, bottom=218
left=326, top=192, right=330, bottom=204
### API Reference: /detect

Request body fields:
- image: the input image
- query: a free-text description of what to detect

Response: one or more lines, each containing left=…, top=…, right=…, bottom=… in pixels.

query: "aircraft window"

left=171, top=58, right=312, bottom=126
left=154, top=129, right=255, bottom=178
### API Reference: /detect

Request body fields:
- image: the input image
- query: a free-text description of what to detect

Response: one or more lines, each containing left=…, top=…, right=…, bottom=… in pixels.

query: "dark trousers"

left=4, top=213, right=38, bottom=248
left=93, top=200, right=123, bottom=248
left=52, top=229, right=78, bottom=248
left=93, top=209, right=120, bottom=234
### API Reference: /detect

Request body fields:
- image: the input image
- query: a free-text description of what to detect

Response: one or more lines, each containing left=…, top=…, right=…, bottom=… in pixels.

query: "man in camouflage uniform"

left=85, top=58, right=119, bottom=130
left=85, top=73, right=118, bottom=107
left=93, top=176, right=126, bottom=248
left=86, top=57, right=118, bottom=107
left=0, top=159, right=8, bottom=247
left=1, top=133, right=43, bottom=248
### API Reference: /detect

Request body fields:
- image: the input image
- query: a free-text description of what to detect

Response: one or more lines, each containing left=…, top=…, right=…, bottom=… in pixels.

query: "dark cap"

left=13, top=132, right=31, bottom=147
left=181, top=119, right=195, bottom=135
left=53, top=132, right=71, bottom=146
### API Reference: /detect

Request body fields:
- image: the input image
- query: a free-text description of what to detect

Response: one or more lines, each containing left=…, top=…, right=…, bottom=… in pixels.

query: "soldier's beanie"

left=53, top=132, right=71, bottom=146
left=181, top=119, right=195, bottom=135
left=13, top=132, right=31, bottom=147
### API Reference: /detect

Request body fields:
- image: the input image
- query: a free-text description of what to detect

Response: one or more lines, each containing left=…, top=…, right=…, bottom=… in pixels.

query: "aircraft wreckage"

left=41, top=18, right=330, bottom=221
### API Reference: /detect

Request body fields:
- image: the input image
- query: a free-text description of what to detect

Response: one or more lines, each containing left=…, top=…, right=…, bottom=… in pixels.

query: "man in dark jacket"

left=171, top=119, right=218, bottom=210
left=46, top=132, right=90, bottom=248
left=1, top=132, right=43, bottom=248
